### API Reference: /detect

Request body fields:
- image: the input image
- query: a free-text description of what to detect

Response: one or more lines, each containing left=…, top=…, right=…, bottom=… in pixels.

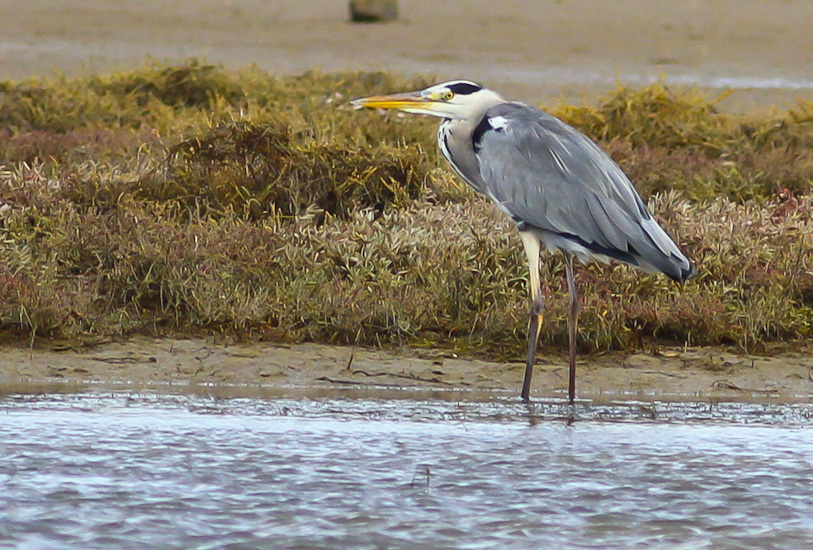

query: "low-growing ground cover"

left=0, top=60, right=811, bottom=357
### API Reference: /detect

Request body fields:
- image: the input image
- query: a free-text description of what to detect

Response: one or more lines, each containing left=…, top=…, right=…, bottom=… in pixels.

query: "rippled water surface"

left=2, top=392, right=813, bottom=549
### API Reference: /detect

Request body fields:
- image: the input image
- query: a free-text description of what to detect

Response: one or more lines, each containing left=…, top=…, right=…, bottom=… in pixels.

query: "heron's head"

left=352, top=80, right=504, bottom=120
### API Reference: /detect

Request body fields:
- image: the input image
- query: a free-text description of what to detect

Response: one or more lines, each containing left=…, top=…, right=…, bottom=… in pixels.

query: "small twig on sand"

left=640, top=370, right=688, bottom=378
left=712, top=380, right=779, bottom=394
left=352, top=369, right=452, bottom=385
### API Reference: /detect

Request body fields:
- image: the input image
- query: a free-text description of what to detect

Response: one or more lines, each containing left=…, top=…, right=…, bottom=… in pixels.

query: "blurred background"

left=1, top=0, right=811, bottom=113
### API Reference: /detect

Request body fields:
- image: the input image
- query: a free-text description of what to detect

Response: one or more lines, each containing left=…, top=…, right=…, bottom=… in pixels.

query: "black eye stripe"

left=446, top=82, right=482, bottom=95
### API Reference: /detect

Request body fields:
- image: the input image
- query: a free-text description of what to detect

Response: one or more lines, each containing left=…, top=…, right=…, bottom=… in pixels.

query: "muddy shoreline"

left=1, top=337, right=811, bottom=402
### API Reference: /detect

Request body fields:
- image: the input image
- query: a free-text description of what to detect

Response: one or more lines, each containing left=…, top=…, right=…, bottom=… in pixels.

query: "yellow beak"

left=351, top=91, right=432, bottom=110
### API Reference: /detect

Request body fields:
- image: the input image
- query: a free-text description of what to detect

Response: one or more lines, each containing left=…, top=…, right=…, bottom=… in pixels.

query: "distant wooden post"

left=349, top=0, right=399, bottom=22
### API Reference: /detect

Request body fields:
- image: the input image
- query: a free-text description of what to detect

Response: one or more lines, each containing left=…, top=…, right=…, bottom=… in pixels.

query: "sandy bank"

left=2, top=337, right=812, bottom=402
left=2, top=0, right=811, bottom=112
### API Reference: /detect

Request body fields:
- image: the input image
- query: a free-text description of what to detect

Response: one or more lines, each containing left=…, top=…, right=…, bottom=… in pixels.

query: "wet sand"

left=2, top=336, right=812, bottom=402
left=1, top=0, right=812, bottom=112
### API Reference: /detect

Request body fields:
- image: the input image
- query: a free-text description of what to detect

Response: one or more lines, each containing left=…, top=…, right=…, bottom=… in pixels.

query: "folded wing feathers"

left=475, top=103, right=696, bottom=282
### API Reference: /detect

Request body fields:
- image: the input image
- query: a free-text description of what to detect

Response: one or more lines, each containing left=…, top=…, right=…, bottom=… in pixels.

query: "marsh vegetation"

left=0, top=60, right=811, bottom=356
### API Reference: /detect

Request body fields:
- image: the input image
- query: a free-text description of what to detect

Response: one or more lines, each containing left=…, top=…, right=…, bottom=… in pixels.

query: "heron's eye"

left=443, top=91, right=454, bottom=100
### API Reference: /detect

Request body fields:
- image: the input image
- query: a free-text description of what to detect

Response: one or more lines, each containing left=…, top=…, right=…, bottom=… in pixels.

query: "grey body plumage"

left=440, top=102, right=695, bottom=283
left=353, top=80, right=696, bottom=403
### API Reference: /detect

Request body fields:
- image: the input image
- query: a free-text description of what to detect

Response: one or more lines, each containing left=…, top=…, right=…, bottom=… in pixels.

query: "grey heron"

left=352, top=80, right=696, bottom=403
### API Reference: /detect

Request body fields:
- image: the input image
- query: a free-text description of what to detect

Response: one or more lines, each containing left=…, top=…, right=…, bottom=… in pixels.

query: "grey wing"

left=475, top=103, right=695, bottom=282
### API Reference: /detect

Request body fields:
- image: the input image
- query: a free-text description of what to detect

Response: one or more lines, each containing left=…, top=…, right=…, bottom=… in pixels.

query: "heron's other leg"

left=519, top=232, right=545, bottom=402
left=564, top=252, right=580, bottom=404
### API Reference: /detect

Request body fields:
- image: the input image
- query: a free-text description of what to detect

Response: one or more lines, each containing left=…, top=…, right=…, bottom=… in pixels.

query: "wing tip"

left=665, top=258, right=698, bottom=285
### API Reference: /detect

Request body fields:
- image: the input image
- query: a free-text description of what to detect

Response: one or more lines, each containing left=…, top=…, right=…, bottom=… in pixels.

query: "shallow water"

left=2, top=392, right=813, bottom=549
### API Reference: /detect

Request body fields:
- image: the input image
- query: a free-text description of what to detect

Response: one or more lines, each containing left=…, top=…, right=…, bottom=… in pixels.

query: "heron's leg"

left=519, top=232, right=545, bottom=402
left=564, top=252, right=580, bottom=404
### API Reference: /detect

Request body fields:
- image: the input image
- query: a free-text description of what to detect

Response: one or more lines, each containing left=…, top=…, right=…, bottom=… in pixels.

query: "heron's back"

left=439, top=103, right=696, bottom=283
